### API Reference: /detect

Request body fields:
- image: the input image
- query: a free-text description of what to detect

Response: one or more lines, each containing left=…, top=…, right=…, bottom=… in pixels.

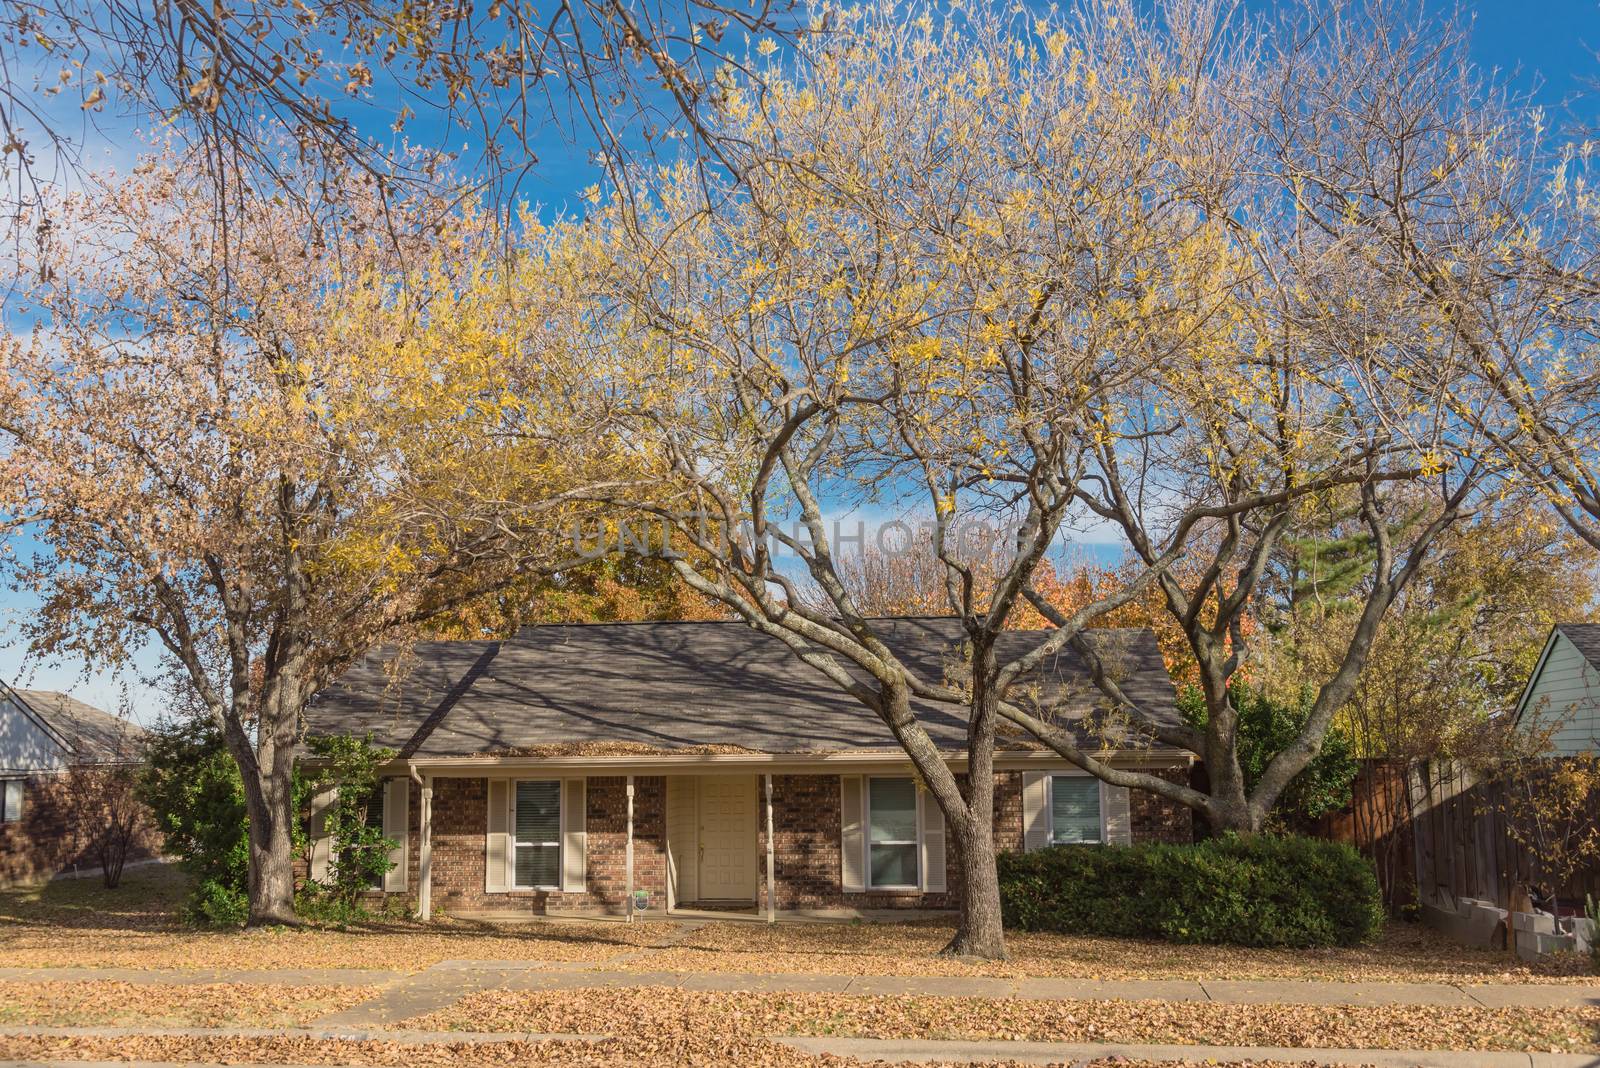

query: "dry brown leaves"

left=0, top=1035, right=1376, bottom=1068
left=3, top=865, right=1590, bottom=987
left=633, top=917, right=1595, bottom=984
left=407, top=986, right=1600, bottom=1053
left=0, top=980, right=376, bottom=1027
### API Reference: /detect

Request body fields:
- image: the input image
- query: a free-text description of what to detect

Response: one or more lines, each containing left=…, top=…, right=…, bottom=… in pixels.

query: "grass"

left=2, top=861, right=1592, bottom=983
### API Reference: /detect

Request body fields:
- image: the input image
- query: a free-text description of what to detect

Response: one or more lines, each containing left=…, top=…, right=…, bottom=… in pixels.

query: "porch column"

left=625, top=775, right=635, bottom=923
left=764, top=773, right=775, bottom=924
left=418, top=773, right=434, bottom=922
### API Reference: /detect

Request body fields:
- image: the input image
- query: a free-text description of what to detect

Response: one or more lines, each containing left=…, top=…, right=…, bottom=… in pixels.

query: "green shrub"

left=998, top=835, right=1384, bottom=948
left=186, top=878, right=249, bottom=928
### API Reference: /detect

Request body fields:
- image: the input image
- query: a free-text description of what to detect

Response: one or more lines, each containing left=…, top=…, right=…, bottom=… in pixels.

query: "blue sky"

left=2, top=0, right=1597, bottom=724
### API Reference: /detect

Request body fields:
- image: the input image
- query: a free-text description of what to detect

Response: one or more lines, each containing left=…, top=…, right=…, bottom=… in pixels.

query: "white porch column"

left=418, top=773, right=434, bottom=921
left=764, top=773, right=776, bottom=924
left=625, top=775, right=635, bottom=923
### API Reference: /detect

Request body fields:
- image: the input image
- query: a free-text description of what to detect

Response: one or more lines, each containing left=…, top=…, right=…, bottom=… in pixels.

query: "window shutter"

left=561, top=777, right=587, bottom=892
left=840, top=775, right=865, bottom=893
left=308, top=783, right=336, bottom=883
left=1022, top=771, right=1050, bottom=851
left=486, top=778, right=509, bottom=893
left=1103, top=781, right=1132, bottom=845
left=918, top=789, right=946, bottom=893
left=383, top=778, right=409, bottom=892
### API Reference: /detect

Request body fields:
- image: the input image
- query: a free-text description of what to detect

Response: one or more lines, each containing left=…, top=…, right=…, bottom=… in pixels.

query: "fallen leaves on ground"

left=0, top=980, right=378, bottom=1028
left=407, top=986, right=1600, bottom=1053
left=3, top=864, right=1590, bottom=986
left=0, top=1034, right=1380, bottom=1068
left=0, top=866, right=672, bottom=971
left=632, top=917, right=1595, bottom=984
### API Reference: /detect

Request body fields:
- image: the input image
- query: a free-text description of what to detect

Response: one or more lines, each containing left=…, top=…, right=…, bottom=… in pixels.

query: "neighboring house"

left=0, top=681, right=156, bottom=885
left=1513, top=624, right=1600, bottom=755
left=306, top=617, right=1193, bottom=920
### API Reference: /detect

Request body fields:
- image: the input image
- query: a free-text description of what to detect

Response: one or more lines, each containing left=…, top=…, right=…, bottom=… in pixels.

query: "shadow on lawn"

left=0, top=863, right=657, bottom=950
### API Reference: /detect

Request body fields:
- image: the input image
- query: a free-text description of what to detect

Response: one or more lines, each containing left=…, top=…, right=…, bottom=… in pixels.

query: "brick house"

left=305, top=618, right=1193, bottom=920
left=0, top=681, right=156, bottom=886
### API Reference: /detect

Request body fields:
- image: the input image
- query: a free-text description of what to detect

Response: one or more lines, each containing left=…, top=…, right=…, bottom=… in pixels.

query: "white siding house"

left=1514, top=625, right=1600, bottom=755
left=0, top=682, right=73, bottom=777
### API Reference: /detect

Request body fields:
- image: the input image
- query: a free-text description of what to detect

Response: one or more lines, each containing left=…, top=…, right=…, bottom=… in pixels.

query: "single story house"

left=305, top=617, right=1193, bottom=920
left=0, top=680, right=156, bottom=885
left=1513, top=623, right=1600, bottom=756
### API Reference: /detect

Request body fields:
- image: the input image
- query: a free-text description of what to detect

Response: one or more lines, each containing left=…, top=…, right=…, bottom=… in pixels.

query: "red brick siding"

left=0, top=771, right=161, bottom=888
left=1129, top=766, right=1194, bottom=845
left=341, top=765, right=1190, bottom=915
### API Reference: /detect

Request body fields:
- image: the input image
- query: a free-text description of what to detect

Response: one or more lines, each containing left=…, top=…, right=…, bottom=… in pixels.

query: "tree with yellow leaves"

left=477, top=0, right=1485, bottom=957
left=0, top=148, right=633, bottom=924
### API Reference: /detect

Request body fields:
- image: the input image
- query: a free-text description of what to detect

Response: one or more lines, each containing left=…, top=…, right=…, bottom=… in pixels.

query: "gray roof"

left=307, top=618, right=1179, bottom=758
left=1557, top=624, right=1600, bottom=672
left=15, top=690, right=149, bottom=764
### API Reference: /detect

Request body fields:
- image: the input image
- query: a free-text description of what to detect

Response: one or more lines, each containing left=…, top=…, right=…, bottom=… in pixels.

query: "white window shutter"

left=383, top=777, right=409, bottom=892
left=1103, top=781, right=1132, bottom=845
left=561, top=777, right=587, bottom=892
left=840, top=775, right=865, bottom=893
left=486, top=778, right=509, bottom=893
left=1022, top=771, right=1050, bottom=851
left=308, top=783, right=336, bottom=883
left=918, top=789, right=946, bottom=893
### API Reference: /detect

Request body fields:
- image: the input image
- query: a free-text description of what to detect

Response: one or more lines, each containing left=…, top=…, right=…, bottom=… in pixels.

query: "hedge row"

left=997, top=835, right=1383, bottom=948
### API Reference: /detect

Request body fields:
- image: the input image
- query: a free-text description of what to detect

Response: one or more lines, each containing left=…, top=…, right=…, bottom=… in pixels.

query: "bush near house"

left=998, top=835, right=1383, bottom=948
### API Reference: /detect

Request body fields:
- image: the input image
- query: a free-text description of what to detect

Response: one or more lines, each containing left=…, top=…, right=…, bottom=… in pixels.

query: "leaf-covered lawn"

left=407, top=986, right=1600, bottom=1053
left=2, top=863, right=1590, bottom=985
left=632, top=915, right=1594, bottom=984
left=0, top=1033, right=1377, bottom=1068
left=0, top=980, right=377, bottom=1028
left=0, top=866, right=672, bottom=971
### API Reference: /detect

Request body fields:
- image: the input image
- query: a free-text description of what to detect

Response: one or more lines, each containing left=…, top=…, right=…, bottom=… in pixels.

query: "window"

left=867, top=777, right=919, bottom=889
left=513, top=780, right=562, bottom=889
left=1, top=779, right=21, bottom=823
left=1050, top=775, right=1102, bottom=844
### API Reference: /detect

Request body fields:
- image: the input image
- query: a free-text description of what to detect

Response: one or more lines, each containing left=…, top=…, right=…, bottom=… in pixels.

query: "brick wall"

left=345, top=765, right=1190, bottom=916
left=0, top=770, right=162, bottom=888
left=416, top=774, right=668, bottom=917
left=1129, top=766, right=1195, bottom=845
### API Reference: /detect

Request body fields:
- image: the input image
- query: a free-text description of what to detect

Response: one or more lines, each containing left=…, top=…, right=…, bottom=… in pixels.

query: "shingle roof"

left=1557, top=624, right=1600, bottom=672
left=14, top=690, right=149, bottom=764
left=306, top=618, right=1180, bottom=759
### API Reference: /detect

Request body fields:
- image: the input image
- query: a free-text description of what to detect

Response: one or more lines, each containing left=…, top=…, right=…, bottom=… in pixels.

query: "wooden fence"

left=1305, top=757, right=1600, bottom=913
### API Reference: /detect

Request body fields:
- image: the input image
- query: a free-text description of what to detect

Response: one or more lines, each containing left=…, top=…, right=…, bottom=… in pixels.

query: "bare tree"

left=58, top=763, right=146, bottom=888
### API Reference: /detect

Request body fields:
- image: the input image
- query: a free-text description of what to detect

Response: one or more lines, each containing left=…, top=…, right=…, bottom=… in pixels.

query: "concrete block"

left=1511, top=910, right=1557, bottom=935
left=1462, top=903, right=1509, bottom=946
left=1566, top=916, right=1595, bottom=951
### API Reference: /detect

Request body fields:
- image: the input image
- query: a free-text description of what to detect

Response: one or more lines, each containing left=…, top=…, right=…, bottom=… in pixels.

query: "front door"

left=698, top=775, right=756, bottom=900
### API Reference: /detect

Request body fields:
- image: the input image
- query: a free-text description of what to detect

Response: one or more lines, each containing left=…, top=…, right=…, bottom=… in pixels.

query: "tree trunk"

left=943, top=812, right=1007, bottom=959
left=941, top=640, right=1007, bottom=959
left=235, top=746, right=300, bottom=927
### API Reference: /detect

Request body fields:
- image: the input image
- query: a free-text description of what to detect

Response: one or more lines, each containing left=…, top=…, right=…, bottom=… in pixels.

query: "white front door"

left=698, top=775, right=756, bottom=900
